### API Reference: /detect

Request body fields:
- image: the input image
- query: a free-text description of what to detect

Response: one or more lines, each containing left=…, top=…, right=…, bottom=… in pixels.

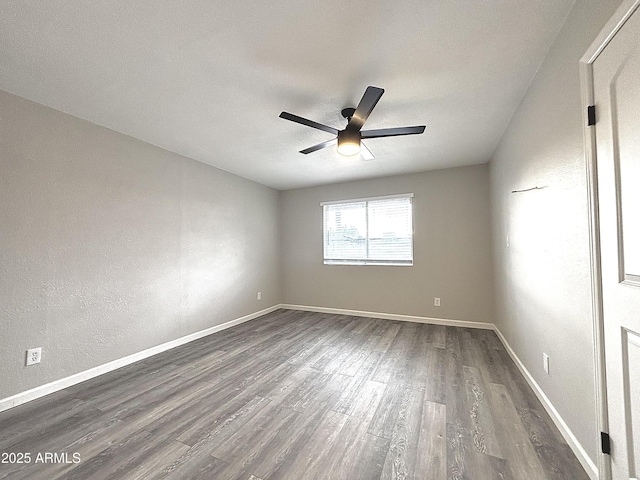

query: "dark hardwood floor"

left=0, top=309, right=590, bottom=479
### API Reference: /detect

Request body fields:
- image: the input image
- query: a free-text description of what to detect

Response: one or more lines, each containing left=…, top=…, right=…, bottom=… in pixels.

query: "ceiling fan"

left=279, top=86, right=425, bottom=160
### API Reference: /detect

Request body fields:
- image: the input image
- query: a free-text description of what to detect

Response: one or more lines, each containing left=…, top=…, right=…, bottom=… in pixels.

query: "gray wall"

left=280, top=165, right=494, bottom=324
left=489, top=0, right=622, bottom=462
left=0, top=90, right=280, bottom=400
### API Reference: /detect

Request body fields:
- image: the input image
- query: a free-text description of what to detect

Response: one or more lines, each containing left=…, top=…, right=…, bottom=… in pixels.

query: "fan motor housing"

left=338, top=128, right=361, bottom=142
left=337, top=128, right=361, bottom=156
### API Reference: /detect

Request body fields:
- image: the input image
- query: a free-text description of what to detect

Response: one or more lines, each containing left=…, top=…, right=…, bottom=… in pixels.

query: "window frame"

left=321, top=193, right=414, bottom=266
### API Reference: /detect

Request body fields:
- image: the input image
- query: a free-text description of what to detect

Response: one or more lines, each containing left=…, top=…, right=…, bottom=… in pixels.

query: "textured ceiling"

left=0, top=0, right=575, bottom=190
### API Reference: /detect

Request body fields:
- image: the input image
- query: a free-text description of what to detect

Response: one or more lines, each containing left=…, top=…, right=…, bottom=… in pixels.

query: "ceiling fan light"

left=337, top=141, right=360, bottom=156
left=337, top=130, right=361, bottom=156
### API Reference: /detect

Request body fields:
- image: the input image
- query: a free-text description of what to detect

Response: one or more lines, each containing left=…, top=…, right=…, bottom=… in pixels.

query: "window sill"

left=324, top=261, right=413, bottom=266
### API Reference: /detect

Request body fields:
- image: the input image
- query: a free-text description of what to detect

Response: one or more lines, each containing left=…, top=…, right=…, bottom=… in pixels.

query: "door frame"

left=580, top=1, right=640, bottom=479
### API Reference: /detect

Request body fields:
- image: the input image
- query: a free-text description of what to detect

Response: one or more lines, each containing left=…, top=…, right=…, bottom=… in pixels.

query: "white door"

left=593, top=5, right=640, bottom=480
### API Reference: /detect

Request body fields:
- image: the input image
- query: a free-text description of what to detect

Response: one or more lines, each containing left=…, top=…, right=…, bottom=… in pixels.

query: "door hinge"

left=601, top=431, right=611, bottom=454
left=587, top=105, right=596, bottom=126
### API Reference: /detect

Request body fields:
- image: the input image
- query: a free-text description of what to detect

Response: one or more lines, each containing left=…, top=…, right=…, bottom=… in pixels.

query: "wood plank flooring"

left=0, top=309, right=590, bottom=479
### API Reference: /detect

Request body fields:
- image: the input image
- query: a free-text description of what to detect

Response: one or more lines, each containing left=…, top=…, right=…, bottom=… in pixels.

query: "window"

left=322, top=194, right=413, bottom=265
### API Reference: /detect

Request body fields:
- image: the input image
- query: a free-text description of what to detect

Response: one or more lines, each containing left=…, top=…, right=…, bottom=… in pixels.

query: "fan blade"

left=279, top=112, right=339, bottom=135
left=348, top=86, right=384, bottom=131
left=360, top=142, right=374, bottom=160
left=300, top=138, right=337, bottom=154
left=361, top=125, right=426, bottom=139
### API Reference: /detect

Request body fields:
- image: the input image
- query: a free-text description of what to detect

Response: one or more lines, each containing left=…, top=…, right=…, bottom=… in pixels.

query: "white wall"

left=490, top=0, right=622, bottom=463
left=0, top=90, right=280, bottom=400
left=280, top=165, right=494, bottom=324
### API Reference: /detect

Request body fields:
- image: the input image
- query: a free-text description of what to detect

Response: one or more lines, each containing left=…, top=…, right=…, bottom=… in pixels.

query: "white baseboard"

left=280, top=303, right=495, bottom=330
left=0, top=305, right=280, bottom=413
left=493, top=327, right=598, bottom=480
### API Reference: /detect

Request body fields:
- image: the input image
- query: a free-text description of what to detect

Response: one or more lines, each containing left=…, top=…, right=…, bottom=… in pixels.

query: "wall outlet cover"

left=26, top=347, right=42, bottom=366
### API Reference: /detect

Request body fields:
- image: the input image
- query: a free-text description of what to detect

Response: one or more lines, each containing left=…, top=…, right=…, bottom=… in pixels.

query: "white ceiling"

left=0, top=0, right=575, bottom=190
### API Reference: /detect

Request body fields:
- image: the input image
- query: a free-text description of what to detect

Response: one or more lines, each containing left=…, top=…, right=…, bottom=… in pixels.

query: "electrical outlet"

left=543, top=353, right=550, bottom=374
left=257, top=292, right=261, bottom=300
left=26, top=347, right=42, bottom=366
left=434, top=297, right=441, bottom=307
left=506, top=234, right=510, bottom=248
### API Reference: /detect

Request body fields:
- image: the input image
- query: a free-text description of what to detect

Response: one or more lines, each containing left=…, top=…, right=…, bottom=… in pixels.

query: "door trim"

left=580, top=1, right=640, bottom=479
